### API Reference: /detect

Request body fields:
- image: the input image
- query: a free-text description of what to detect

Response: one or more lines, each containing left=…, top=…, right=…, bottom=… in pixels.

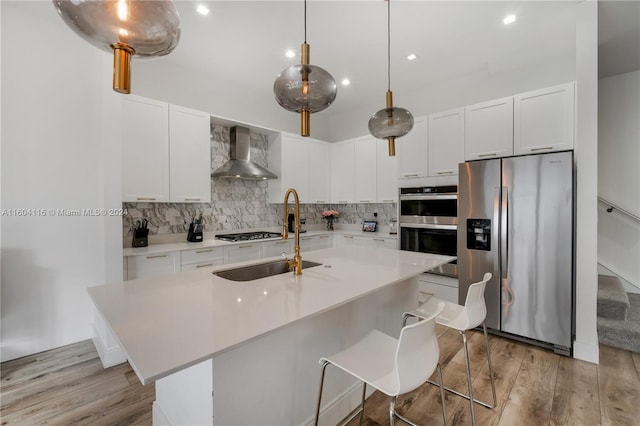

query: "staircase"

left=597, top=274, right=640, bottom=353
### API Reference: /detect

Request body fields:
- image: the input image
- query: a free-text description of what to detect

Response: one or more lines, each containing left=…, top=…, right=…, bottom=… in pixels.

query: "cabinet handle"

left=195, top=263, right=213, bottom=268
left=344, top=235, right=354, bottom=239
left=382, top=199, right=395, bottom=203
left=275, top=241, right=288, bottom=245
left=184, top=198, right=201, bottom=202
left=136, top=197, right=157, bottom=201
left=530, top=146, right=553, bottom=152
left=372, top=238, right=385, bottom=242
left=195, top=249, right=213, bottom=253
left=315, top=200, right=326, bottom=203
left=238, top=244, right=253, bottom=248
left=338, top=200, right=348, bottom=203
left=319, top=235, right=329, bottom=239
left=402, top=173, right=419, bottom=177
left=146, top=254, right=167, bottom=259
left=359, top=200, right=371, bottom=203
left=478, top=153, right=497, bottom=158
left=436, top=171, right=454, bottom=175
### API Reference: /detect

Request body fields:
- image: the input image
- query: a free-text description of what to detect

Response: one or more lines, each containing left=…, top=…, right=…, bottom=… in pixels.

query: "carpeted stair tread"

left=597, top=293, right=640, bottom=353
left=597, top=275, right=630, bottom=320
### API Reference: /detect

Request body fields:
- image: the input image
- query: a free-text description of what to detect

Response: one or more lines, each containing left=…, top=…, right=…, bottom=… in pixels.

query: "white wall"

left=572, top=0, right=599, bottom=364
left=0, top=2, right=119, bottom=361
left=597, top=70, right=640, bottom=291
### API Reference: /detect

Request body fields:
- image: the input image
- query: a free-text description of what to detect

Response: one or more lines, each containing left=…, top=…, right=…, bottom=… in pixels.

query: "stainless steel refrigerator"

left=458, top=151, right=574, bottom=355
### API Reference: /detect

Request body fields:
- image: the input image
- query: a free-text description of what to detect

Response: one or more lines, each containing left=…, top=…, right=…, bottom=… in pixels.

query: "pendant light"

left=273, top=0, right=337, bottom=137
left=368, top=0, right=414, bottom=156
left=52, top=0, right=181, bottom=94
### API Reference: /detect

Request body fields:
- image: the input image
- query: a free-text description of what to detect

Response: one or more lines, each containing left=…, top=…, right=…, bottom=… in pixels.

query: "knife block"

left=187, top=223, right=203, bottom=242
left=132, top=229, right=149, bottom=247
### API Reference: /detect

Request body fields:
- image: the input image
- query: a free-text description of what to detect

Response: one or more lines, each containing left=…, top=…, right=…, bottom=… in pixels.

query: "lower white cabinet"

left=181, top=247, right=224, bottom=271
left=126, top=251, right=181, bottom=280
left=417, top=273, right=458, bottom=304
left=224, top=243, right=263, bottom=264
left=263, top=239, right=295, bottom=258
left=362, top=237, right=397, bottom=249
left=300, top=234, right=332, bottom=251
left=334, top=234, right=361, bottom=248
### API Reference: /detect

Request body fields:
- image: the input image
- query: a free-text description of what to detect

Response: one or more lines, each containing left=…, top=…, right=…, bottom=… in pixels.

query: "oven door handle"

left=399, top=194, right=457, bottom=201
left=399, top=223, right=457, bottom=230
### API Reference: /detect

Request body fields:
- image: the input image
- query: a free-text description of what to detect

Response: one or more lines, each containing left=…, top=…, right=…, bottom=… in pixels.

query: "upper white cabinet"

left=122, top=96, right=211, bottom=203
left=122, top=96, right=170, bottom=202
left=428, top=108, right=464, bottom=176
left=268, top=133, right=330, bottom=204
left=354, top=136, right=377, bottom=203
left=398, top=118, right=428, bottom=180
left=464, top=96, right=514, bottom=161
left=169, top=105, right=212, bottom=203
left=330, top=140, right=355, bottom=204
left=514, top=82, right=575, bottom=155
left=307, top=139, right=331, bottom=204
left=376, top=138, right=398, bottom=203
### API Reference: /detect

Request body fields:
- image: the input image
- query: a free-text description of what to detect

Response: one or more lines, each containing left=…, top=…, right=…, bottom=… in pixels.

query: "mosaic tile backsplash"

left=123, top=126, right=397, bottom=241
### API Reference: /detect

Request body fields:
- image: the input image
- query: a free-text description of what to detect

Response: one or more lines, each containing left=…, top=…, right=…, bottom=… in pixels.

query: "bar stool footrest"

left=426, top=379, right=495, bottom=409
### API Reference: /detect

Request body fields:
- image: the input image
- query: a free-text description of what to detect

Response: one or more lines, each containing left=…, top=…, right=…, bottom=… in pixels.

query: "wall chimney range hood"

left=211, top=126, right=278, bottom=180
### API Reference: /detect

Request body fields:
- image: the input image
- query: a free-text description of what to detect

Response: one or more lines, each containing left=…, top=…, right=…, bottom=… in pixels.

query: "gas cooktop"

left=214, top=231, right=282, bottom=242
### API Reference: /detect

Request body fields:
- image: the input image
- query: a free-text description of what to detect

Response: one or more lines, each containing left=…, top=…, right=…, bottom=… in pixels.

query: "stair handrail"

left=598, top=196, right=640, bottom=222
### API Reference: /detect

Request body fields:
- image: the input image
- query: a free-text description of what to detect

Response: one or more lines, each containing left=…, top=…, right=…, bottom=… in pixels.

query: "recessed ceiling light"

left=503, top=14, right=516, bottom=25
left=407, top=54, right=417, bottom=61
left=285, top=50, right=296, bottom=58
left=196, top=5, right=210, bottom=16
left=341, top=78, right=351, bottom=86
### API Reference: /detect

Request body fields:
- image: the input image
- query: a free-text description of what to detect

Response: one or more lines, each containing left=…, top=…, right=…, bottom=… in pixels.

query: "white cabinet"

left=428, top=108, right=464, bottom=176
left=398, top=118, right=428, bottom=179
left=263, top=239, right=295, bottom=258
left=334, top=234, right=361, bottom=248
left=126, top=251, right=180, bottom=280
left=330, top=140, right=355, bottom=204
left=361, top=236, right=397, bottom=249
left=354, top=136, right=377, bottom=203
left=181, top=247, right=224, bottom=271
left=169, top=105, right=212, bottom=203
left=514, top=82, right=575, bottom=155
left=464, top=96, right=514, bottom=161
left=224, top=243, right=263, bottom=264
left=268, top=133, right=330, bottom=204
left=122, top=96, right=211, bottom=203
left=122, top=96, right=170, bottom=202
left=307, top=140, right=331, bottom=204
left=417, top=273, right=458, bottom=304
left=376, top=138, right=398, bottom=203
left=300, top=234, right=332, bottom=251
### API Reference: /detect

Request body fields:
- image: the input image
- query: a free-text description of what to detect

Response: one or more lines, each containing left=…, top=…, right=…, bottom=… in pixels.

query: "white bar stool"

left=403, top=272, right=496, bottom=426
left=315, top=302, right=447, bottom=426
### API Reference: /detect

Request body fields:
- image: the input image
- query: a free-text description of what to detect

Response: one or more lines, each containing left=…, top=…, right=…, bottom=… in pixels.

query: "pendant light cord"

left=387, top=0, right=391, bottom=91
left=304, top=0, right=307, bottom=43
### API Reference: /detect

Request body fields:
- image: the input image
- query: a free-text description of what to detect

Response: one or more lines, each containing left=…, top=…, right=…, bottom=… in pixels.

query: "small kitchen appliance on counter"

left=187, top=215, right=204, bottom=242
left=389, top=218, right=398, bottom=234
left=132, top=219, right=149, bottom=247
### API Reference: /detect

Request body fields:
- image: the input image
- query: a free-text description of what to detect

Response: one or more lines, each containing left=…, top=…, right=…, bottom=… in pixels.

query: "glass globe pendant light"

left=368, top=0, right=414, bottom=156
left=52, top=0, right=181, bottom=94
left=273, top=0, right=337, bottom=137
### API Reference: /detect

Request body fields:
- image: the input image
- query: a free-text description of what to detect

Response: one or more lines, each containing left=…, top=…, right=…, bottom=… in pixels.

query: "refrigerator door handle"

left=500, top=186, right=508, bottom=279
left=493, top=187, right=501, bottom=278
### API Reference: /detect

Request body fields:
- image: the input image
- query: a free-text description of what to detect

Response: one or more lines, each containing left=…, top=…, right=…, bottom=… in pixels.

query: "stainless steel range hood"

left=211, top=126, right=277, bottom=180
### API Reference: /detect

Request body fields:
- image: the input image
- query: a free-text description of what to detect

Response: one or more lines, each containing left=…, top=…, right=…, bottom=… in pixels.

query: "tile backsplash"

left=122, top=125, right=397, bottom=242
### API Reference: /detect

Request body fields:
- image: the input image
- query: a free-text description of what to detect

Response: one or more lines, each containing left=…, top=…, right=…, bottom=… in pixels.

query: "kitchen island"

left=88, top=246, right=454, bottom=425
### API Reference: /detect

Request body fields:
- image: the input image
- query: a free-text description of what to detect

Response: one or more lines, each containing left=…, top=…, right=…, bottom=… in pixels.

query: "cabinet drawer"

left=126, top=251, right=180, bottom=280
left=181, top=259, right=224, bottom=271
left=417, top=274, right=459, bottom=304
left=224, top=243, right=263, bottom=264
left=181, top=247, right=224, bottom=266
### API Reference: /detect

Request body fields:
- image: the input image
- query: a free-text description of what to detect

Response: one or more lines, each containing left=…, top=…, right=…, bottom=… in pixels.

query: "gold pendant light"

left=53, top=0, right=181, bottom=94
left=273, top=0, right=337, bottom=137
left=368, top=0, right=414, bottom=156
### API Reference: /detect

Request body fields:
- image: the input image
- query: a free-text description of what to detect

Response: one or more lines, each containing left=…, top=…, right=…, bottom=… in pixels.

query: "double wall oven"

left=399, top=185, right=458, bottom=277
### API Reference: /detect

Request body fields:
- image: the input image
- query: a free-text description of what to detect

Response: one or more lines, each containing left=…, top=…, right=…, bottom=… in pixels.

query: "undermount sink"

left=213, top=259, right=322, bottom=282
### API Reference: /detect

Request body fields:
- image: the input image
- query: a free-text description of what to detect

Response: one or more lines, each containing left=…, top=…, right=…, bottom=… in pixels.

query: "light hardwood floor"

left=1, top=327, right=639, bottom=426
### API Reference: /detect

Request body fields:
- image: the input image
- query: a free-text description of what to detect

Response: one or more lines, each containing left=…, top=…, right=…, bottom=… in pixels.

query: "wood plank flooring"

left=1, top=328, right=639, bottom=425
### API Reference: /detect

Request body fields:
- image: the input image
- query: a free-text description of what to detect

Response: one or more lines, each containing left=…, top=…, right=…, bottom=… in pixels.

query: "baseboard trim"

left=572, top=339, right=599, bottom=364
left=92, top=325, right=126, bottom=368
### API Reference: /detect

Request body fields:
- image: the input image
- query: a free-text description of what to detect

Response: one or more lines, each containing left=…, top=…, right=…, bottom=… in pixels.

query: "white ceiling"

left=166, top=1, right=584, bottom=114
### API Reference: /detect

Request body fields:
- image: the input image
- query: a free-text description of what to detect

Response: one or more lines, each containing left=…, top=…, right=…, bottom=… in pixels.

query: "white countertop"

left=89, top=247, right=453, bottom=385
left=122, top=229, right=397, bottom=256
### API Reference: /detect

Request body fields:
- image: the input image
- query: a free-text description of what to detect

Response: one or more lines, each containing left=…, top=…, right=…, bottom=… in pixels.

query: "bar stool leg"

left=436, top=363, right=448, bottom=426
left=483, top=322, right=497, bottom=407
left=315, top=360, right=330, bottom=426
left=389, top=396, right=397, bottom=426
left=461, top=331, right=477, bottom=426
